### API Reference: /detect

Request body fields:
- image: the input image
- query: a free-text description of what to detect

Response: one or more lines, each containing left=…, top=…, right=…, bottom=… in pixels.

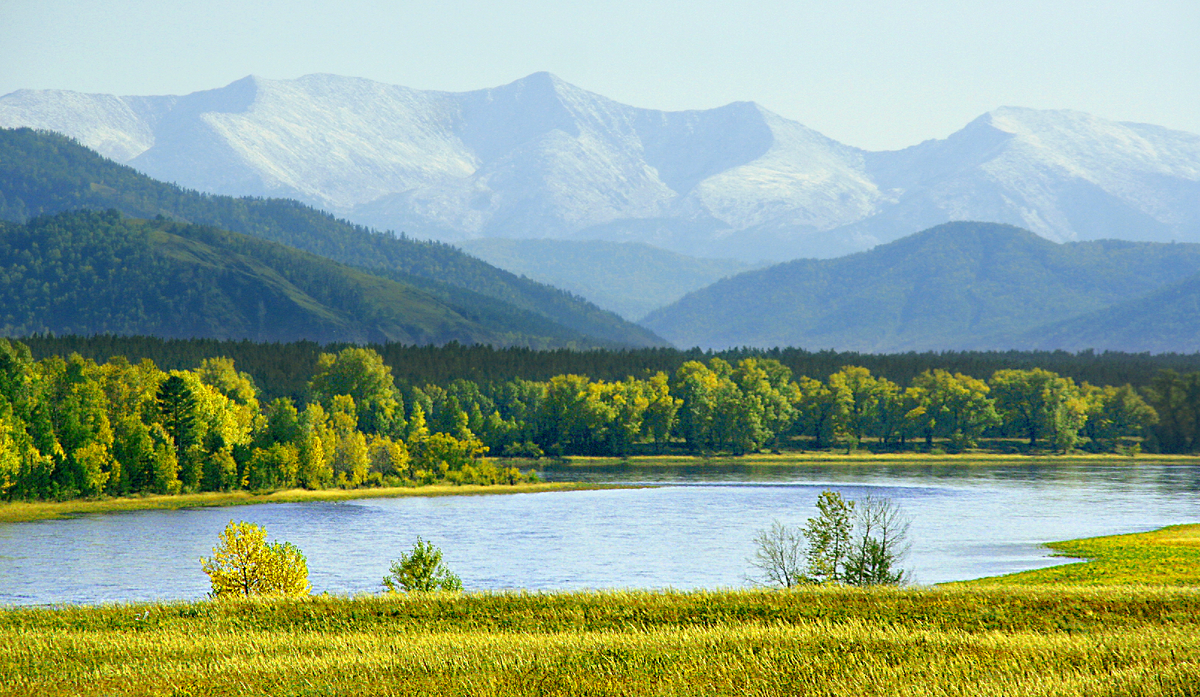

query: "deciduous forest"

left=4, top=336, right=1200, bottom=503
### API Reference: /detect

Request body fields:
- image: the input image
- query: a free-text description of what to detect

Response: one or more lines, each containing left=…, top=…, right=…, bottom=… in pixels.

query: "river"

left=0, top=461, right=1197, bottom=604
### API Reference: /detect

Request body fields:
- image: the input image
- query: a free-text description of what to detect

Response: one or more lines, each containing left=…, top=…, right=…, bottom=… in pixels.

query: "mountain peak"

left=3, top=76, right=1198, bottom=261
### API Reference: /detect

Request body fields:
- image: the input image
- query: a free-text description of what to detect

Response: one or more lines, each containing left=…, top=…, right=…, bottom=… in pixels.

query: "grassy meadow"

left=965, top=523, right=1200, bottom=587
left=4, top=587, right=1200, bottom=696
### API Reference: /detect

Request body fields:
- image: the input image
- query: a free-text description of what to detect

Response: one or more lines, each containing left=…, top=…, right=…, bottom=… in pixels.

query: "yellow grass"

left=3, top=587, right=1200, bottom=696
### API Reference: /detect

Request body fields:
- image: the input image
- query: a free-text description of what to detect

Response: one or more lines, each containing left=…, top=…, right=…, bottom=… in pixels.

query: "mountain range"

left=641, top=221, right=1200, bottom=353
left=4, top=73, right=1198, bottom=261
left=0, top=127, right=665, bottom=348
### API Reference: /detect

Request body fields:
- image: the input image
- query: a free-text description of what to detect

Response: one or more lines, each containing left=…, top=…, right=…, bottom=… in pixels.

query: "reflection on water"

left=0, top=461, right=1198, bottom=605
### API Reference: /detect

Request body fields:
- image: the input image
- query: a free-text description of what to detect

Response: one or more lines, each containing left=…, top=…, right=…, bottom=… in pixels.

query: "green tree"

left=873, top=378, right=908, bottom=447
left=199, top=520, right=310, bottom=597
left=673, top=360, right=718, bottom=452
left=793, top=376, right=839, bottom=449
left=382, top=537, right=462, bottom=592
left=990, top=368, right=1086, bottom=450
left=1082, top=384, right=1157, bottom=452
left=802, top=490, right=855, bottom=584
left=1142, top=371, right=1200, bottom=453
left=908, top=370, right=998, bottom=449
left=844, top=496, right=911, bottom=586
left=309, top=348, right=404, bottom=436
left=0, top=398, right=27, bottom=499
left=156, top=374, right=197, bottom=466
left=195, top=357, right=260, bottom=413
left=245, top=443, right=300, bottom=490
left=828, top=366, right=882, bottom=448
left=296, top=403, right=335, bottom=489
left=367, top=435, right=410, bottom=481
left=733, top=358, right=797, bottom=449
left=641, top=372, right=680, bottom=451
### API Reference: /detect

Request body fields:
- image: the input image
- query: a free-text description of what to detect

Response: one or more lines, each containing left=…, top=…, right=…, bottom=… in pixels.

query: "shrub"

left=383, top=537, right=462, bottom=592
left=199, top=520, right=310, bottom=597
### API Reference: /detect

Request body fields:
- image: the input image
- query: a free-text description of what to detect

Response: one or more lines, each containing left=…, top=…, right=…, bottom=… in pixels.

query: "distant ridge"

left=3, top=74, right=1198, bottom=260
left=1012, top=271, right=1200, bottom=353
left=0, top=127, right=667, bottom=348
left=641, top=221, right=1200, bottom=352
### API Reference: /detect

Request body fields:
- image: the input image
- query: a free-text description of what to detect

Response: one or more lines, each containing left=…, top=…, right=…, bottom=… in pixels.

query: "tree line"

left=0, top=339, right=531, bottom=502
left=19, top=334, right=1200, bottom=405
left=5, top=336, right=1200, bottom=503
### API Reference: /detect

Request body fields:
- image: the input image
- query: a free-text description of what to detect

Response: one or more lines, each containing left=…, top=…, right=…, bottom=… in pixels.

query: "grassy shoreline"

left=3, top=451, right=1194, bottom=525
left=0, top=481, right=616, bottom=525
left=961, top=523, right=1200, bottom=587
left=3, top=524, right=1199, bottom=694
left=538, top=451, right=1198, bottom=467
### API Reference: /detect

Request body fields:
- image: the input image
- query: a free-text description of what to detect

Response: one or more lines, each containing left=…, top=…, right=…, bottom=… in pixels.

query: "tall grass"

left=3, top=587, right=1199, bottom=696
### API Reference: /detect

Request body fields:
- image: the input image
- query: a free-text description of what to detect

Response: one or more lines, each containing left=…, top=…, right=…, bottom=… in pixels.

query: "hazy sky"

left=3, top=0, right=1196, bottom=151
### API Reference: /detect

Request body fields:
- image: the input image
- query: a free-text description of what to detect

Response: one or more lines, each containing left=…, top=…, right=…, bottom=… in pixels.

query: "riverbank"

left=0, top=481, right=616, bottom=525
left=531, top=451, right=1197, bottom=468
left=960, top=523, right=1200, bottom=587
left=2, top=586, right=1197, bottom=696
left=5, top=523, right=1200, bottom=694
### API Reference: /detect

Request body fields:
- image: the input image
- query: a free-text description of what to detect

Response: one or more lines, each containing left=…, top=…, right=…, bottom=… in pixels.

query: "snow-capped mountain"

left=3, top=73, right=1198, bottom=261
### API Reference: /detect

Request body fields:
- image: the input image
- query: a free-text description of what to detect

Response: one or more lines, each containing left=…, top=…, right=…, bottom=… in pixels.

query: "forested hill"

left=0, top=209, right=616, bottom=347
left=1012, top=270, right=1200, bottom=353
left=643, top=222, right=1200, bottom=352
left=0, top=127, right=666, bottom=349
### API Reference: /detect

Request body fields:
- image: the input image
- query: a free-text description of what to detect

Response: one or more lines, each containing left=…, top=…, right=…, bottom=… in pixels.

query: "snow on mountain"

left=3, top=74, right=1198, bottom=261
left=845, top=108, right=1200, bottom=249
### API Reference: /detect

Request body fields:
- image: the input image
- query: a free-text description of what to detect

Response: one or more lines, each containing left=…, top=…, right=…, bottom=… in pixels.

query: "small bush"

left=383, top=537, right=462, bottom=592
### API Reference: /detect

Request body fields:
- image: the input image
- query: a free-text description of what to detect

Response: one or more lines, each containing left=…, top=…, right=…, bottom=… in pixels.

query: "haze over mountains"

left=4, top=73, right=1199, bottom=262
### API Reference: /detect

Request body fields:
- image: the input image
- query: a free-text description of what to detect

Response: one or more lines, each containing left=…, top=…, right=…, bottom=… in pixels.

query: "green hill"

left=1012, top=270, right=1200, bottom=353
left=0, top=209, right=611, bottom=346
left=459, top=238, right=756, bottom=320
left=0, top=127, right=666, bottom=348
left=642, top=221, right=1200, bottom=351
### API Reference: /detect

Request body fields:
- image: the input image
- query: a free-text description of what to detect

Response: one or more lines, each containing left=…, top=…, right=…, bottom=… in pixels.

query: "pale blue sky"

left=2, top=0, right=1196, bottom=150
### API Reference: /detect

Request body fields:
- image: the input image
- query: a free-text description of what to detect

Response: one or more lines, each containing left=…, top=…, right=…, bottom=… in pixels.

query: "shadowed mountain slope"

left=0, top=209, right=604, bottom=346
left=0, top=127, right=666, bottom=348
left=1012, top=271, right=1200, bottom=353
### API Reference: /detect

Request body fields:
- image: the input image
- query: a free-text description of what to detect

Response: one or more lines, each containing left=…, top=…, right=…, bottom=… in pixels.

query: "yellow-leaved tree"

left=199, top=520, right=310, bottom=598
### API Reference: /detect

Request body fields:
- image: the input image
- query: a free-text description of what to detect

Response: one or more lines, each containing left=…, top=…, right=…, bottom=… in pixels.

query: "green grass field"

left=964, top=523, right=1200, bottom=587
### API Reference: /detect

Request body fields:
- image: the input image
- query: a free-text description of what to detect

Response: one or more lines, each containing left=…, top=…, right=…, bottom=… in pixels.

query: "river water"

left=1, top=461, right=1198, bottom=605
